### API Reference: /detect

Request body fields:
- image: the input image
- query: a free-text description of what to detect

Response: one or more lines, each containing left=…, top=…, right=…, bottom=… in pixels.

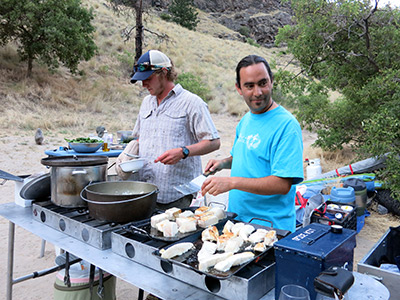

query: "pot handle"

left=72, top=169, right=88, bottom=175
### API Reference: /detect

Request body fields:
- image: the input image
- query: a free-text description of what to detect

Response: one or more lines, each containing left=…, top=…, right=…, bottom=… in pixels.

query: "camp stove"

left=32, top=201, right=125, bottom=250
left=111, top=225, right=278, bottom=300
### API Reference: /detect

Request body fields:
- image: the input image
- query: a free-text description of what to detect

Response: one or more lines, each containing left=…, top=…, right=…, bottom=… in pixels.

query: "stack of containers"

left=343, top=178, right=367, bottom=216
left=330, top=186, right=355, bottom=206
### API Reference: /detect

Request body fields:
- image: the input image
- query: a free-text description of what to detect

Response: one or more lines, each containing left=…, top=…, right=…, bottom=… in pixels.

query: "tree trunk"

left=135, top=0, right=143, bottom=62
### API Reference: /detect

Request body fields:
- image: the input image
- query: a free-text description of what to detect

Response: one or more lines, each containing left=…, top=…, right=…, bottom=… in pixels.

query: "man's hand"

left=155, top=148, right=184, bottom=165
left=201, top=177, right=233, bottom=196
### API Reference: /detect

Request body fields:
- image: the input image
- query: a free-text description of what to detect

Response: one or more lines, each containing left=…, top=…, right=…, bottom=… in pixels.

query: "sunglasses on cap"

left=133, top=62, right=168, bottom=73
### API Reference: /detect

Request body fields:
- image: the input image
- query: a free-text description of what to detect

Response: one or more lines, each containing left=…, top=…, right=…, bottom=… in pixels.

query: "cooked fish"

left=165, top=207, right=182, bottom=220
left=198, top=252, right=233, bottom=272
left=195, top=206, right=210, bottom=215
left=238, top=224, right=255, bottom=240
left=214, top=252, right=255, bottom=272
left=163, top=221, right=178, bottom=237
left=216, top=232, right=235, bottom=251
left=155, top=219, right=170, bottom=232
left=231, top=222, right=245, bottom=236
left=198, top=214, right=219, bottom=228
left=160, top=242, right=194, bottom=259
left=222, top=220, right=234, bottom=234
left=209, top=206, right=226, bottom=220
left=150, top=213, right=168, bottom=228
left=177, top=217, right=197, bottom=234
left=224, top=236, right=244, bottom=253
left=254, top=242, right=267, bottom=252
left=201, top=225, right=219, bottom=242
left=197, top=241, right=217, bottom=262
left=264, top=230, right=278, bottom=246
left=248, top=228, right=268, bottom=244
left=178, top=210, right=194, bottom=218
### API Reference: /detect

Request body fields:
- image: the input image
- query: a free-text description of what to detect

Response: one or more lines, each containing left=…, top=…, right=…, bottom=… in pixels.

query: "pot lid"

left=41, top=155, right=108, bottom=167
left=20, top=173, right=51, bottom=200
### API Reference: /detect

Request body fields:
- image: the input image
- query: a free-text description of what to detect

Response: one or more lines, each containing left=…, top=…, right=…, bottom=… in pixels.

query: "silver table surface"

left=0, top=202, right=390, bottom=300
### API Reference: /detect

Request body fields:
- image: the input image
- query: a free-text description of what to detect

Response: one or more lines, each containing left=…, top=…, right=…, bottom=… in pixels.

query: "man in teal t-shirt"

left=201, top=55, right=303, bottom=232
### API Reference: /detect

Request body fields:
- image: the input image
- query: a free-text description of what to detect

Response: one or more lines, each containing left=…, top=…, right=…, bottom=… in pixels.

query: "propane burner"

left=32, top=201, right=126, bottom=249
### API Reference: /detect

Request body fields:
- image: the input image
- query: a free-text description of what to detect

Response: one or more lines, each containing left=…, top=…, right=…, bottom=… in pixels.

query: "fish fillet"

left=201, top=225, right=219, bottom=242
left=163, top=221, right=178, bottom=237
left=214, top=252, right=255, bottom=272
left=177, top=217, right=197, bottom=234
left=197, top=241, right=217, bottom=262
left=238, top=224, right=255, bottom=240
left=160, top=242, right=194, bottom=259
left=231, top=222, right=245, bottom=236
left=222, top=220, right=234, bottom=234
left=198, top=252, right=233, bottom=272
left=165, top=207, right=182, bottom=220
left=224, top=236, right=244, bottom=253
left=150, top=213, right=168, bottom=228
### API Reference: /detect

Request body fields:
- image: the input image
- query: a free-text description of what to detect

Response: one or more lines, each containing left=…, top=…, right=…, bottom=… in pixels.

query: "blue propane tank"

left=330, top=186, right=356, bottom=205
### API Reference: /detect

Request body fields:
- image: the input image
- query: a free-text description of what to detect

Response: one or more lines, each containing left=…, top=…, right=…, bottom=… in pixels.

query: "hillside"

left=0, top=0, right=295, bottom=137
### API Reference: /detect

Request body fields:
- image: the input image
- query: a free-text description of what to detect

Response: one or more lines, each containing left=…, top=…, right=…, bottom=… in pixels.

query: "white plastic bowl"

left=120, top=158, right=146, bottom=173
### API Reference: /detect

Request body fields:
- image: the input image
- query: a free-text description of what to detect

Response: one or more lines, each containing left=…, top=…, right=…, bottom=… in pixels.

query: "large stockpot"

left=81, top=181, right=158, bottom=223
left=41, top=156, right=108, bottom=208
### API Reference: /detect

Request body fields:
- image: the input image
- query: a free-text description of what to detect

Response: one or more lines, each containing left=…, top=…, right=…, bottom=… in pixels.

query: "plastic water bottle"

left=306, top=158, right=322, bottom=180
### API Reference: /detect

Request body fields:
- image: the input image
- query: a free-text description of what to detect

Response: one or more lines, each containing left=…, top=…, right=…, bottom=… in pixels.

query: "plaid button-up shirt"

left=132, top=84, right=219, bottom=203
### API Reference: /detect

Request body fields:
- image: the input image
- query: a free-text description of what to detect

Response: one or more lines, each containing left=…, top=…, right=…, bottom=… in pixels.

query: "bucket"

left=306, top=159, right=322, bottom=180
left=343, top=178, right=367, bottom=216
left=330, top=187, right=355, bottom=205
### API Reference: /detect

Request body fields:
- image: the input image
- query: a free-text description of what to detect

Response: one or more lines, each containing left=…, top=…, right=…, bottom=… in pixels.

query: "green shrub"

left=160, top=12, right=172, bottom=22
left=176, top=72, right=211, bottom=102
left=239, top=26, right=250, bottom=37
left=246, top=38, right=260, bottom=48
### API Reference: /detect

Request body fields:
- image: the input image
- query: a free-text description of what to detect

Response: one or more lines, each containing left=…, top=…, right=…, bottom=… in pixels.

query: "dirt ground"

left=0, top=113, right=399, bottom=299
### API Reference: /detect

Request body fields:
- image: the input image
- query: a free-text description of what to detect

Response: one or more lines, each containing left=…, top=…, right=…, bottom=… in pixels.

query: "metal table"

left=44, top=148, right=123, bottom=157
left=0, top=202, right=226, bottom=300
left=0, top=202, right=391, bottom=300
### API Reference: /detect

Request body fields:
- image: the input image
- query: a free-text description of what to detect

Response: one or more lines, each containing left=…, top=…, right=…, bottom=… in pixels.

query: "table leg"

left=6, top=221, right=15, bottom=300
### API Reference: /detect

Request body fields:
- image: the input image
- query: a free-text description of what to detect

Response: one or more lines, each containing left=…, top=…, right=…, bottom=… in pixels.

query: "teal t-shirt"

left=228, top=105, right=304, bottom=232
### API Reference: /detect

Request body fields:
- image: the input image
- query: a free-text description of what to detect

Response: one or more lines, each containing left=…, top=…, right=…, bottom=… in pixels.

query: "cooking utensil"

left=81, top=181, right=158, bottom=223
left=120, top=158, right=146, bottom=173
left=41, top=156, right=108, bottom=208
left=19, top=173, right=51, bottom=200
left=153, top=219, right=289, bottom=279
left=0, top=169, right=24, bottom=183
left=124, top=207, right=237, bottom=242
left=174, top=170, right=215, bottom=195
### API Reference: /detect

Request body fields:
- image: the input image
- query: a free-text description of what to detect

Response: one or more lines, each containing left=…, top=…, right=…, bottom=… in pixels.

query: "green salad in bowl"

left=65, top=137, right=103, bottom=153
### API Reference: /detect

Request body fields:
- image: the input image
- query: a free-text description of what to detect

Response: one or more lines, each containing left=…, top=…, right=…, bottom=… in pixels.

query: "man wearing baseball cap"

left=116, top=50, right=220, bottom=211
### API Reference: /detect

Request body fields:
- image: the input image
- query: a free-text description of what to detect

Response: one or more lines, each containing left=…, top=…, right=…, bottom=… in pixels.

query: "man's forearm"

left=186, top=139, right=220, bottom=156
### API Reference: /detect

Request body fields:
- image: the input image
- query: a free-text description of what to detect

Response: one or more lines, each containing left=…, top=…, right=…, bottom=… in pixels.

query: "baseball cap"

left=130, top=50, right=172, bottom=83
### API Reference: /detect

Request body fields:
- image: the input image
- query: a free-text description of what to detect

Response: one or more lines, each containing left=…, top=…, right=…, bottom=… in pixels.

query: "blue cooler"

left=330, top=186, right=355, bottom=205
left=274, top=223, right=356, bottom=300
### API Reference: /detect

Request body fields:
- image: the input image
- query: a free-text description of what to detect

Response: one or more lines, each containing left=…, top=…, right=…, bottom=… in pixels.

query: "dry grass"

left=0, top=0, right=355, bottom=170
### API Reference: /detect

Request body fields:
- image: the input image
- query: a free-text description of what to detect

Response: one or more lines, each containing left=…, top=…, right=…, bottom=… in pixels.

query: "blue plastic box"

left=274, top=223, right=356, bottom=300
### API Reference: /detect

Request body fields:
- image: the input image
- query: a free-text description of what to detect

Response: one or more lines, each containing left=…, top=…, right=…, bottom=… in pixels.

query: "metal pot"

left=41, top=156, right=108, bottom=208
left=81, top=181, right=158, bottom=223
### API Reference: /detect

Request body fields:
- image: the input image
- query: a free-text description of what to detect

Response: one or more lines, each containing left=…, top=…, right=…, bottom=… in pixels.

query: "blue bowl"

left=69, top=142, right=103, bottom=153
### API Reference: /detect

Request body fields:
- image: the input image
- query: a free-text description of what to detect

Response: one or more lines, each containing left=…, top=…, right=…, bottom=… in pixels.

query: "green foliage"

left=0, top=0, right=97, bottom=77
left=160, top=12, right=172, bottom=22
left=275, top=0, right=400, bottom=200
left=169, top=0, right=199, bottom=31
left=239, top=26, right=251, bottom=37
left=246, top=38, right=260, bottom=48
left=176, top=72, right=211, bottom=102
